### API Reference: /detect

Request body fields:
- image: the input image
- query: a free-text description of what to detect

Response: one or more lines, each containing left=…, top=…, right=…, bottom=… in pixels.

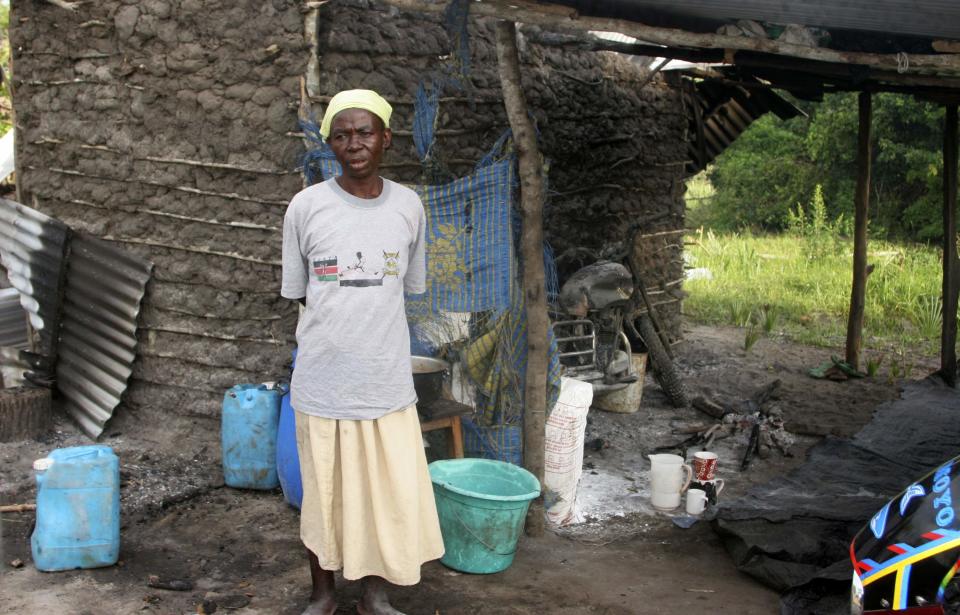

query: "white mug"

left=686, top=488, right=708, bottom=515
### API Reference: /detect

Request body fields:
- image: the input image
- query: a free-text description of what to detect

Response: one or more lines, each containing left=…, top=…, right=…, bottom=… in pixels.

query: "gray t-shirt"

left=281, top=177, right=427, bottom=420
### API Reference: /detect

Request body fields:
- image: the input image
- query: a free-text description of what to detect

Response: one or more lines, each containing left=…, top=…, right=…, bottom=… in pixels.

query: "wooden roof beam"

left=381, top=0, right=960, bottom=77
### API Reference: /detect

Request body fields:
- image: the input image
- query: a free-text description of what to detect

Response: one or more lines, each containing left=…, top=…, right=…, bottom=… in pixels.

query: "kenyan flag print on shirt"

left=313, top=257, right=338, bottom=282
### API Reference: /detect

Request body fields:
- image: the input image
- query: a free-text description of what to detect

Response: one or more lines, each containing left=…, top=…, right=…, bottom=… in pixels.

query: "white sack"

left=544, top=376, right=593, bottom=528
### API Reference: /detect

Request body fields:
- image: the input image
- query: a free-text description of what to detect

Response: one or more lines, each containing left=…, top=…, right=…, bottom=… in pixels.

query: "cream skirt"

left=295, top=405, right=445, bottom=586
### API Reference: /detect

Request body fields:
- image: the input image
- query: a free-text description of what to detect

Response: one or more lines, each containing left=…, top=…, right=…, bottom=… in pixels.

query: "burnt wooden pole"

left=940, top=104, right=959, bottom=386
left=496, top=20, right=548, bottom=537
left=845, top=92, right=873, bottom=370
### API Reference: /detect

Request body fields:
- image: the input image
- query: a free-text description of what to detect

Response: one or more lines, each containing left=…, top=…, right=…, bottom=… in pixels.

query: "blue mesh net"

left=413, top=82, right=440, bottom=162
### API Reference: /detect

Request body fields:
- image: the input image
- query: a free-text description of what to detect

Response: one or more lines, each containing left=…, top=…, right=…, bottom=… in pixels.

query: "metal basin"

left=412, top=356, right=448, bottom=407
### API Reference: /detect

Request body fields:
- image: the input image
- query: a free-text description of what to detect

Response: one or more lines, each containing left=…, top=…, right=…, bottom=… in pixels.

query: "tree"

left=702, top=91, right=945, bottom=241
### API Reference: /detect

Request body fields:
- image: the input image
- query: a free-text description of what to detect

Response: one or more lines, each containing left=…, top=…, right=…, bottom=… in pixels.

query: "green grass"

left=684, top=170, right=716, bottom=229
left=684, top=229, right=944, bottom=353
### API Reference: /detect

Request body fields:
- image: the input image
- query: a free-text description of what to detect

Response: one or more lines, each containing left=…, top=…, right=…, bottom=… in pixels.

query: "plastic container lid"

left=33, top=458, right=54, bottom=472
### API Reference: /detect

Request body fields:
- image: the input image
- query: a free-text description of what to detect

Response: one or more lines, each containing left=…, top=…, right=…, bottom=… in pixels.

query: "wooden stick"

left=308, top=94, right=505, bottom=105
left=497, top=20, right=548, bottom=538
left=553, top=183, right=625, bottom=197
left=940, top=104, right=960, bottom=386
left=636, top=229, right=686, bottom=239
left=845, top=93, right=873, bottom=370
left=153, top=305, right=285, bottom=322
left=62, top=144, right=294, bottom=174
left=40, top=194, right=281, bottom=232
left=45, top=0, right=80, bottom=10
left=100, top=236, right=282, bottom=266
left=140, top=325, right=292, bottom=345
left=23, top=79, right=144, bottom=91
left=740, top=424, right=761, bottom=471
left=380, top=0, right=960, bottom=77
left=303, top=7, right=322, bottom=101
left=635, top=57, right=671, bottom=92
left=391, top=128, right=489, bottom=137
left=39, top=167, right=290, bottom=206
left=137, top=350, right=286, bottom=371
left=0, top=504, right=36, bottom=513
left=141, top=156, right=292, bottom=175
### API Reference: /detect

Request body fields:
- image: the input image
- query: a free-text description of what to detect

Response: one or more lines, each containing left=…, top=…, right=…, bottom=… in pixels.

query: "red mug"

left=693, top=451, right=718, bottom=481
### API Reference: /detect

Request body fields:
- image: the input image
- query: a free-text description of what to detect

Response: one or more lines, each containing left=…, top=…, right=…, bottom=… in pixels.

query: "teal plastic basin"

left=429, top=458, right=540, bottom=574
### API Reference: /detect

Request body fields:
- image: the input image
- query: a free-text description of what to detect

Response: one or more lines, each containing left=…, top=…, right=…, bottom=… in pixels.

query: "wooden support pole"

left=496, top=20, right=548, bottom=537
left=940, top=104, right=959, bottom=386
left=845, top=92, right=872, bottom=370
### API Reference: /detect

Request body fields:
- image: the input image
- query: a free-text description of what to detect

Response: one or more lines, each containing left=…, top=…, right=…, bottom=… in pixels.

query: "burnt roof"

left=559, top=0, right=960, bottom=47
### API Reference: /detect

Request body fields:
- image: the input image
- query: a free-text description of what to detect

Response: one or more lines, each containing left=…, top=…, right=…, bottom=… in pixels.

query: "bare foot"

left=304, top=550, right=337, bottom=615
left=356, top=601, right=405, bottom=615
left=302, top=595, right=337, bottom=615
left=357, top=576, right=405, bottom=615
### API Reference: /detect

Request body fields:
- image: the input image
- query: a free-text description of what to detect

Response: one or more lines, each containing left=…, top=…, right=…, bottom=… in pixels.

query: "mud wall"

left=9, top=0, right=686, bottom=423
left=10, top=0, right=307, bottom=420
left=310, top=0, right=688, bottom=334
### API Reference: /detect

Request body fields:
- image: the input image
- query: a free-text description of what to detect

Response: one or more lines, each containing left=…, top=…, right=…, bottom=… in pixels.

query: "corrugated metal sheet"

left=565, top=0, right=960, bottom=40
left=685, top=77, right=804, bottom=174
left=0, top=198, right=68, bottom=361
left=0, top=288, right=30, bottom=349
left=0, top=198, right=153, bottom=438
left=0, top=287, right=32, bottom=389
left=57, top=235, right=153, bottom=438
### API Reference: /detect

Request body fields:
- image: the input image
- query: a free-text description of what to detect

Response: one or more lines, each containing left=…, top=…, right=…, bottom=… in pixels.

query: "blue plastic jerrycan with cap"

left=222, top=383, right=283, bottom=490
left=31, top=445, right=121, bottom=572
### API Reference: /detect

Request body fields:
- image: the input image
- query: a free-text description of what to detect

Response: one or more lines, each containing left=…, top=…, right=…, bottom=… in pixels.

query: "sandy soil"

left=0, top=323, right=937, bottom=614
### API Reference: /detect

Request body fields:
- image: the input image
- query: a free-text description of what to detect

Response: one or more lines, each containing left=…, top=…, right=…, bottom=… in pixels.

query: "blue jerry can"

left=276, top=349, right=303, bottom=508
left=31, top=445, right=121, bottom=571
left=222, top=383, right=282, bottom=490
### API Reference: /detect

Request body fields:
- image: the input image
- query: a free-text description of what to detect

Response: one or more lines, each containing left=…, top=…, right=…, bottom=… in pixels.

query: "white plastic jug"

left=648, top=454, right=693, bottom=510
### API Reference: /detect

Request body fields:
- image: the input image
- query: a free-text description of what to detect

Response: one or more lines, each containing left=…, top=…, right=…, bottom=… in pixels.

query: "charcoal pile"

left=654, top=379, right=796, bottom=467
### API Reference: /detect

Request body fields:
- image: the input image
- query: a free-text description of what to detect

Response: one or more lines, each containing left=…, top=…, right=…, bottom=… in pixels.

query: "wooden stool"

left=418, top=399, right=471, bottom=459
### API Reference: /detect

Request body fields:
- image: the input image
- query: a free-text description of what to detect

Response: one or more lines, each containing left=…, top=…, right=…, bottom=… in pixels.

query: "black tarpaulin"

left=713, top=378, right=960, bottom=614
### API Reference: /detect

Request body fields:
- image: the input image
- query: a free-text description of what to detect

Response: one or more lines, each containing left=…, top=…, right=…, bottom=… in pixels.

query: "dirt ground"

left=0, top=323, right=936, bottom=614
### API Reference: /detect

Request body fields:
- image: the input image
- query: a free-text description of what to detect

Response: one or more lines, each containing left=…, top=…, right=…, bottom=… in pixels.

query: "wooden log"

left=934, top=41, right=960, bottom=54
left=845, top=92, right=873, bottom=370
left=750, top=379, right=782, bottom=408
left=940, top=104, right=960, bottom=387
left=496, top=20, right=548, bottom=538
left=0, top=387, right=52, bottom=442
left=529, top=32, right=960, bottom=93
left=691, top=395, right=727, bottom=420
